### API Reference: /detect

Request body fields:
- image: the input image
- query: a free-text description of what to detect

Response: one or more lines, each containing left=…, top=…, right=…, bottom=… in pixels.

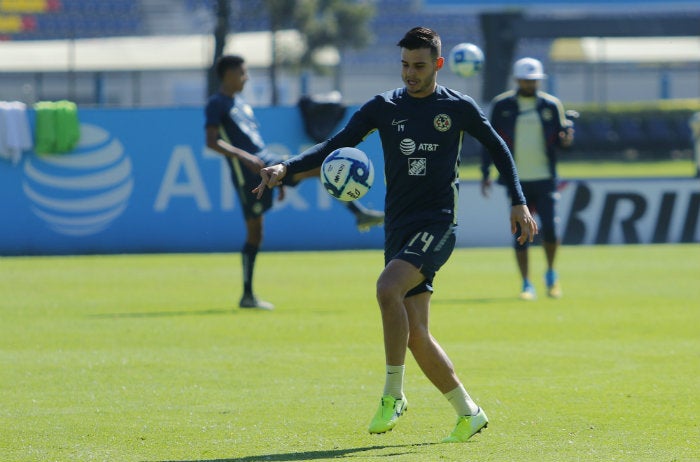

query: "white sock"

left=444, top=384, right=479, bottom=416
left=382, top=364, right=405, bottom=399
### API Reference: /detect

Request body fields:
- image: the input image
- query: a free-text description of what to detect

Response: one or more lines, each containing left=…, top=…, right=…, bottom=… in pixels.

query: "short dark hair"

left=215, top=55, right=245, bottom=80
left=397, top=27, right=441, bottom=60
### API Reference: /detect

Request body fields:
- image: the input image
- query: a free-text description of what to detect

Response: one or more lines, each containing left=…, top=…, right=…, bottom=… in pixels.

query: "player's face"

left=224, top=64, right=249, bottom=94
left=401, top=47, right=443, bottom=98
left=517, top=79, right=539, bottom=97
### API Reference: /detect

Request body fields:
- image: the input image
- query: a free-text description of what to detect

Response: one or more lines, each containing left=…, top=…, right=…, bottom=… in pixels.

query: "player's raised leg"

left=347, top=201, right=385, bottom=231
left=289, top=165, right=384, bottom=231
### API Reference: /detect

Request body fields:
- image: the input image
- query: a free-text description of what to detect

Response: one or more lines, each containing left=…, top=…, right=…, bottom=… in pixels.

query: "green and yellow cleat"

left=356, top=209, right=384, bottom=232
left=442, top=407, right=489, bottom=443
left=368, top=395, right=408, bottom=434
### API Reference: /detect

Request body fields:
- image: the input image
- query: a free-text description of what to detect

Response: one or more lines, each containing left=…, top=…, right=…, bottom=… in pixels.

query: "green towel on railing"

left=34, top=100, right=80, bottom=154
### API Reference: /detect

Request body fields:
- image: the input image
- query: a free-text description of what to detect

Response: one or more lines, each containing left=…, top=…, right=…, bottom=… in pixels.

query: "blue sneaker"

left=545, top=270, right=562, bottom=299
left=519, top=280, right=536, bottom=301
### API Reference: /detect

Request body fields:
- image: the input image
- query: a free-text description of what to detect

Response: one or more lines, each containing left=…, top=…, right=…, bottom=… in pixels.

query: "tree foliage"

left=263, top=0, right=375, bottom=71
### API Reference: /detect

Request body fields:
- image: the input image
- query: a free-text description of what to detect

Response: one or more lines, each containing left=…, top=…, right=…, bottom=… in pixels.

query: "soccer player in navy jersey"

left=205, top=55, right=384, bottom=310
left=254, top=27, right=537, bottom=441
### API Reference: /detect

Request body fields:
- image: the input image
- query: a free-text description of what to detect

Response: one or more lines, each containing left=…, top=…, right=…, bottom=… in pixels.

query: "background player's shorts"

left=225, top=149, right=297, bottom=220
left=384, top=221, right=457, bottom=297
left=514, top=178, right=559, bottom=249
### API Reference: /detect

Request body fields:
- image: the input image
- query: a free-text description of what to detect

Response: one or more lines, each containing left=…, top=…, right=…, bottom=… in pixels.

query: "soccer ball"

left=320, top=147, right=374, bottom=201
left=448, top=43, right=484, bottom=78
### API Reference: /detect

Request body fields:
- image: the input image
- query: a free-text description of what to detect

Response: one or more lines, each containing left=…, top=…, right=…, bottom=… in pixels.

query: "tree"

left=264, top=0, right=375, bottom=104
left=208, top=0, right=231, bottom=97
left=263, top=0, right=297, bottom=105
left=207, top=0, right=374, bottom=104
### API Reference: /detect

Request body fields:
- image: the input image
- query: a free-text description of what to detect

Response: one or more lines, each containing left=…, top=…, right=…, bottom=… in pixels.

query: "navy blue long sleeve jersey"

left=283, top=85, right=525, bottom=231
left=205, top=93, right=265, bottom=154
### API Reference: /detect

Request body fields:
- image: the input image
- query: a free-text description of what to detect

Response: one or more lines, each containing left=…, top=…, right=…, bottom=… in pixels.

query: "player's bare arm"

left=205, top=126, right=265, bottom=174
left=510, top=204, right=538, bottom=244
left=253, top=163, right=287, bottom=198
left=216, top=139, right=266, bottom=174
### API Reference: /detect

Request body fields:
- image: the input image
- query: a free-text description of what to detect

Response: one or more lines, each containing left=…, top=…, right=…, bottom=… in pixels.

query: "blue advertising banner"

left=3, top=107, right=698, bottom=256
left=424, top=0, right=696, bottom=6
left=1, top=106, right=386, bottom=255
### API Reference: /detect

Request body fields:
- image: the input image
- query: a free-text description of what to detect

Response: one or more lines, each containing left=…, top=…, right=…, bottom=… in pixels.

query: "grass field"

left=1, top=245, right=699, bottom=461
left=458, top=158, right=698, bottom=180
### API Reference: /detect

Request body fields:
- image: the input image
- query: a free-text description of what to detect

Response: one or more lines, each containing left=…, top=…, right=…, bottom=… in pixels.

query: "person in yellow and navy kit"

left=481, top=57, right=574, bottom=300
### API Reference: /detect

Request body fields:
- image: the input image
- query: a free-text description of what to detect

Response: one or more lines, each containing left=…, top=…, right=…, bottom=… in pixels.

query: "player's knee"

left=376, top=279, right=402, bottom=308
left=375, top=281, right=393, bottom=305
left=514, top=239, right=528, bottom=251
left=541, top=227, right=557, bottom=243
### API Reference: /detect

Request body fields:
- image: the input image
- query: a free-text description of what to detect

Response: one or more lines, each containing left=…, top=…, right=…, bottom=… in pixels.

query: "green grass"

left=459, top=158, right=698, bottom=180
left=2, top=245, right=699, bottom=461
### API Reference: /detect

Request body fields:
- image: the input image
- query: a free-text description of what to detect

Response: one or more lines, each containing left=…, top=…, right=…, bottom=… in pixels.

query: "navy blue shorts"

left=384, top=221, right=457, bottom=297
left=514, top=178, right=559, bottom=249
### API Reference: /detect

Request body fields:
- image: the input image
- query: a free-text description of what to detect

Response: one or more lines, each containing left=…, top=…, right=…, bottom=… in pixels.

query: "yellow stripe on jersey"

left=219, top=126, right=245, bottom=187
left=451, top=131, right=463, bottom=224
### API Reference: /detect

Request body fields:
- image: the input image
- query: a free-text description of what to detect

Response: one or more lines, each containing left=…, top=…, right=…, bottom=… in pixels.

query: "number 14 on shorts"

left=406, top=232, right=434, bottom=255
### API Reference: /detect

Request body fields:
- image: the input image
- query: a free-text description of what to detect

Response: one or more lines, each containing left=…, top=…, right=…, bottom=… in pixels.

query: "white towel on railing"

left=0, top=101, right=33, bottom=165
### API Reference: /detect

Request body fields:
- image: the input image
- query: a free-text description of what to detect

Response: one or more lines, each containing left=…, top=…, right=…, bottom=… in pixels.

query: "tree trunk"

left=208, top=0, right=230, bottom=97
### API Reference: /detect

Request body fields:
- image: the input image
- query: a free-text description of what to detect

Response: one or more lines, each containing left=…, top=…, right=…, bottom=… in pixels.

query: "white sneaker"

left=239, top=295, right=274, bottom=310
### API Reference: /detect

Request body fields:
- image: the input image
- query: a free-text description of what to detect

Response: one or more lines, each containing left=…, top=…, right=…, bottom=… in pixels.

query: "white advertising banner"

left=457, top=178, right=700, bottom=247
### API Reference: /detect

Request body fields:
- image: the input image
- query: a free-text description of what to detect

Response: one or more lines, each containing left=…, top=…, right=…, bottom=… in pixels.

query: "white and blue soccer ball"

left=321, top=147, right=374, bottom=201
left=448, top=43, right=484, bottom=78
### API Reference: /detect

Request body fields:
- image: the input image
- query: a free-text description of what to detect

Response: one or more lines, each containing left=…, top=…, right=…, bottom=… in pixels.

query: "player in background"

left=254, top=28, right=537, bottom=441
left=205, top=55, right=384, bottom=310
left=481, top=57, right=574, bottom=300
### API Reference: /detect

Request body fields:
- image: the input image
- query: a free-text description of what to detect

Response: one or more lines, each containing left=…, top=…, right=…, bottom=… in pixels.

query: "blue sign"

left=1, top=106, right=386, bottom=255
left=424, top=0, right=696, bottom=5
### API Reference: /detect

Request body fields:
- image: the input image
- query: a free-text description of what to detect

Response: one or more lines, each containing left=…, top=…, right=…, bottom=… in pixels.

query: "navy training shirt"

left=205, top=93, right=266, bottom=156
left=284, top=85, right=526, bottom=231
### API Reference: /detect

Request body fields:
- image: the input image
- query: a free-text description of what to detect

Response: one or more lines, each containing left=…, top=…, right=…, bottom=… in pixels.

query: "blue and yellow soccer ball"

left=448, top=43, right=484, bottom=78
left=321, top=147, right=374, bottom=201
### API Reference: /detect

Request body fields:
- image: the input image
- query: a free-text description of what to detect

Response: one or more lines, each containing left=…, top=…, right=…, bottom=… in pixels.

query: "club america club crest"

left=434, top=114, right=451, bottom=132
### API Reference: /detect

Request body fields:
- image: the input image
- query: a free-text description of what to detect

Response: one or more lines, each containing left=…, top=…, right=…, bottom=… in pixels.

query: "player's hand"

left=560, top=127, right=574, bottom=148
left=480, top=179, right=492, bottom=198
left=510, top=204, right=538, bottom=245
left=253, top=163, right=287, bottom=199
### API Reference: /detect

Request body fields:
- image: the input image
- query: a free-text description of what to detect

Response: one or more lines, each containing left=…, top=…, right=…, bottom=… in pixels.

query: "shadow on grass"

left=87, top=308, right=239, bottom=319
left=86, top=296, right=518, bottom=320
left=153, top=442, right=437, bottom=462
left=431, top=296, right=515, bottom=305
left=89, top=298, right=515, bottom=319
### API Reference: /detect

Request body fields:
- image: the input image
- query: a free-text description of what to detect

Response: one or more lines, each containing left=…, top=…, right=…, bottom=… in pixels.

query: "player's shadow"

left=153, top=442, right=437, bottom=462
left=432, top=296, right=515, bottom=305
left=88, top=307, right=239, bottom=319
